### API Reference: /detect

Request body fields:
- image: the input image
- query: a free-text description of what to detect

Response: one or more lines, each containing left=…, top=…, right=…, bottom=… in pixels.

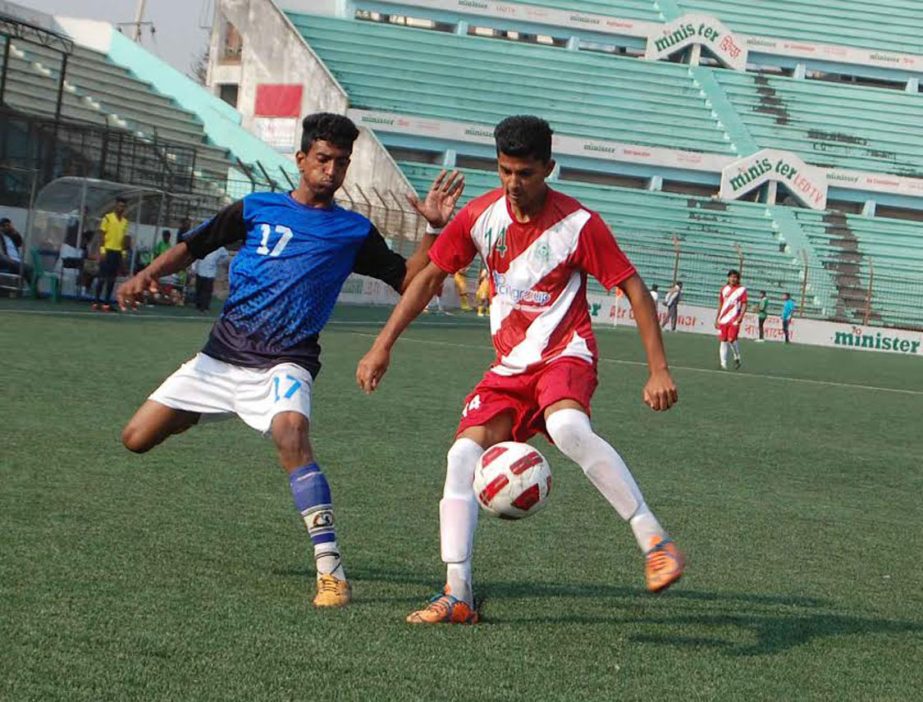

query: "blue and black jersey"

left=185, top=192, right=406, bottom=377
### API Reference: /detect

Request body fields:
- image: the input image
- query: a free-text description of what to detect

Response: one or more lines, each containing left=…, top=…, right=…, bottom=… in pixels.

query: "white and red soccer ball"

left=473, top=442, right=552, bottom=519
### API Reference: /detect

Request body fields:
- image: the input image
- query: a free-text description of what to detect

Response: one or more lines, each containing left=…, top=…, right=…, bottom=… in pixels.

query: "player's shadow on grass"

left=625, top=612, right=922, bottom=657
left=478, top=581, right=922, bottom=656
left=480, top=579, right=829, bottom=609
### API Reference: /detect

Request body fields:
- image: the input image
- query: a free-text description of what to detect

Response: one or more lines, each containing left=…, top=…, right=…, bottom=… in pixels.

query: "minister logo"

left=833, top=327, right=921, bottom=354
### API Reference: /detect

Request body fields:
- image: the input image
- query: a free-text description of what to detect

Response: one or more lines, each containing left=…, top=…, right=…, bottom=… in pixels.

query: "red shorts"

left=456, top=359, right=598, bottom=443
left=719, top=323, right=740, bottom=342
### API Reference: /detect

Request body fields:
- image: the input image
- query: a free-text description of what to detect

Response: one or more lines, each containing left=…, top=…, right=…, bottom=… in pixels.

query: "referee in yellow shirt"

left=93, top=197, right=130, bottom=311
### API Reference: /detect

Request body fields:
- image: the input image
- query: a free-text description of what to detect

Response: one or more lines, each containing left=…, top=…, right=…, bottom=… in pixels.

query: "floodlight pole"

left=671, top=234, right=680, bottom=284
left=863, top=258, right=874, bottom=325
left=133, top=0, right=148, bottom=42
left=799, top=249, right=808, bottom=318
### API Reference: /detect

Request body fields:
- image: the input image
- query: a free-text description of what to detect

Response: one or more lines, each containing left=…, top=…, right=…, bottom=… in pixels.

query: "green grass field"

left=2, top=299, right=921, bottom=700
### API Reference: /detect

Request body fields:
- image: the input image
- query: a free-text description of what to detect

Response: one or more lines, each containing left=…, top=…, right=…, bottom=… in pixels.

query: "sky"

left=20, top=0, right=211, bottom=75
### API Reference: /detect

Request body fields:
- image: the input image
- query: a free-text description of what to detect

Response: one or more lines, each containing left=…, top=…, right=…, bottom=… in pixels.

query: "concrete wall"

left=209, top=0, right=416, bottom=210
left=345, top=128, right=416, bottom=198
left=211, top=0, right=349, bottom=135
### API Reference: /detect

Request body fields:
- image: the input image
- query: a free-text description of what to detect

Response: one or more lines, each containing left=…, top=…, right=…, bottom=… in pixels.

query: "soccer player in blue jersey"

left=116, top=113, right=464, bottom=607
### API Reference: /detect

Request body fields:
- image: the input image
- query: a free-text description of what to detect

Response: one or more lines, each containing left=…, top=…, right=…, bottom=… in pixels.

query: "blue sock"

left=289, top=463, right=344, bottom=578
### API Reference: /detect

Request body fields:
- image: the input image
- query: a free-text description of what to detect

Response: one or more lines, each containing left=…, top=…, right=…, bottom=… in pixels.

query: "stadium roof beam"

left=0, top=14, right=74, bottom=54
left=0, top=13, right=73, bottom=122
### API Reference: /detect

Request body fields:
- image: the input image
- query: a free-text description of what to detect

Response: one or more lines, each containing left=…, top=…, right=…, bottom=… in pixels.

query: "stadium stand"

left=280, top=6, right=921, bottom=327
left=0, top=36, right=232, bottom=186
left=675, top=0, right=923, bottom=56
left=287, top=13, right=735, bottom=154
left=713, top=70, right=923, bottom=177
left=792, top=209, right=923, bottom=327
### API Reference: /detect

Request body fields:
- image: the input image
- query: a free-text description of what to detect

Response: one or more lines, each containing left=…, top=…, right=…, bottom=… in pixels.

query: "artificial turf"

left=2, top=299, right=921, bottom=700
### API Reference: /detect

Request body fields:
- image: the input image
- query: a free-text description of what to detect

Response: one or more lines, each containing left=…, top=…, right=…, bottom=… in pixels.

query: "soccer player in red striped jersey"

left=357, top=116, right=684, bottom=624
left=715, top=269, right=748, bottom=370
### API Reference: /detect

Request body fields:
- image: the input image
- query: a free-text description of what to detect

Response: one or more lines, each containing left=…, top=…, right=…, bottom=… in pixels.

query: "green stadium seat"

left=676, top=0, right=923, bottom=56
left=288, top=13, right=734, bottom=154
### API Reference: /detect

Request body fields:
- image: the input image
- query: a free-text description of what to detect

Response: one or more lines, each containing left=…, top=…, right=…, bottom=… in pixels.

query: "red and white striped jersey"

left=429, top=188, right=636, bottom=376
left=718, top=284, right=748, bottom=325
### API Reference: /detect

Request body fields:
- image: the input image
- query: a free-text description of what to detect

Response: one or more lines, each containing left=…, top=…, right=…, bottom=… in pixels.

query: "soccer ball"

left=473, top=442, right=552, bottom=519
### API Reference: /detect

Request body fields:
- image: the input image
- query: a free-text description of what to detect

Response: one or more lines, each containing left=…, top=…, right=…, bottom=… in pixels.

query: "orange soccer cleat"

left=313, top=574, right=351, bottom=608
left=406, top=588, right=479, bottom=624
left=645, top=537, right=685, bottom=593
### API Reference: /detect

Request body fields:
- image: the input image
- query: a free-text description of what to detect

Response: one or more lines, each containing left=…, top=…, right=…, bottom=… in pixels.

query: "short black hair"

left=161, top=229, right=171, bottom=238
left=115, top=197, right=127, bottom=205
left=0, top=217, right=10, bottom=225
left=494, top=115, right=553, bottom=163
left=301, top=112, right=360, bottom=153
left=760, top=290, right=767, bottom=295
left=651, top=284, right=659, bottom=291
left=728, top=269, right=740, bottom=277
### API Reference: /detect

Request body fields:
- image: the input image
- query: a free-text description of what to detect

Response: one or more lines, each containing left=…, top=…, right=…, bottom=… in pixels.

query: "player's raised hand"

left=116, top=271, right=159, bottom=312
left=407, top=169, right=465, bottom=229
left=643, top=368, right=678, bottom=411
left=356, top=346, right=391, bottom=394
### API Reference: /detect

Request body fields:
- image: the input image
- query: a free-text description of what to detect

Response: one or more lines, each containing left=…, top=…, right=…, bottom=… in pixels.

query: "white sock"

left=546, top=409, right=666, bottom=552
left=720, top=341, right=729, bottom=368
left=441, top=438, right=483, bottom=604
left=731, top=341, right=741, bottom=360
left=315, top=544, right=345, bottom=580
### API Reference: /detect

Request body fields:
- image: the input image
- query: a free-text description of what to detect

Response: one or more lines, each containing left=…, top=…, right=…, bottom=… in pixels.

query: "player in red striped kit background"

left=715, top=269, right=748, bottom=370
left=357, top=116, right=684, bottom=624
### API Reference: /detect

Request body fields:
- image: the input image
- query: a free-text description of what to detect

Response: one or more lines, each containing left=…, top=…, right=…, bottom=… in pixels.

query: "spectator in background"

left=756, top=290, right=769, bottom=342
left=662, top=281, right=682, bottom=331
left=154, top=230, right=172, bottom=260
left=650, top=284, right=660, bottom=305
left=475, top=267, right=490, bottom=317
left=781, top=293, right=797, bottom=344
left=193, top=245, right=229, bottom=312
left=176, top=217, right=193, bottom=244
left=93, top=197, right=130, bottom=311
left=454, top=265, right=472, bottom=312
left=0, top=217, right=33, bottom=279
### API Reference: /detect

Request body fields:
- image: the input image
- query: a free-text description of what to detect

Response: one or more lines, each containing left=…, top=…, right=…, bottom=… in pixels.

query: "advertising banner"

left=586, top=293, right=921, bottom=356
left=645, top=14, right=747, bottom=70
left=720, top=149, right=827, bottom=209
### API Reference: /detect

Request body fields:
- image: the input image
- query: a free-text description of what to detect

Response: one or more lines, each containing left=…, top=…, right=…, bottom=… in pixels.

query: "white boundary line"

left=3, top=306, right=920, bottom=396
left=346, top=332, right=923, bottom=398
left=0, top=307, right=486, bottom=327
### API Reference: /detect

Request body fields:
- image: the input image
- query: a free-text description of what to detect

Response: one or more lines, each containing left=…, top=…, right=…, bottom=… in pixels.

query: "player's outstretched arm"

left=399, top=170, right=465, bottom=291
left=619, top=274, right=678, bottom=412
left=356, top=261, right=448, bottom=393
left=116, top=242, right=194, bottom=311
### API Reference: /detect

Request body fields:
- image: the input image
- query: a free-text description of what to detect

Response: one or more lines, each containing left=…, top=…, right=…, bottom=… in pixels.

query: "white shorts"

left=149, top=353, right=314, bottom=434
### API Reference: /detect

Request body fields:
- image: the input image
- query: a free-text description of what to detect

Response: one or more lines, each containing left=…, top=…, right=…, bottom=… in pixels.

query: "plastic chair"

left=30, top=249, right=60, bottom=302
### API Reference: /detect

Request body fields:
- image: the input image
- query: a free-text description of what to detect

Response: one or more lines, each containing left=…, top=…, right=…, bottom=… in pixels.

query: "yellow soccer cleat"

left=313, top=574, right=351, bottom=608
left=406, top=588, right=479, bottom=624
left=645, top=537, right=685, bottom=593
